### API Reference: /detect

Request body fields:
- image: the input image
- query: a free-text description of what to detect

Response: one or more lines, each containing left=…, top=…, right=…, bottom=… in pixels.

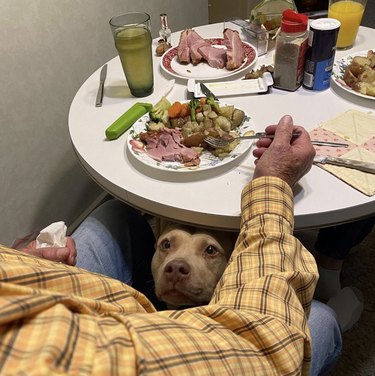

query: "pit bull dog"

left=151, top=221, right=237, bottom=309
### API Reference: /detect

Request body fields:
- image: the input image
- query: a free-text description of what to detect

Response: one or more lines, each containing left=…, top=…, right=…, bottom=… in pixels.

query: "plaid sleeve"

left=0, top=177, right=318, bottom=375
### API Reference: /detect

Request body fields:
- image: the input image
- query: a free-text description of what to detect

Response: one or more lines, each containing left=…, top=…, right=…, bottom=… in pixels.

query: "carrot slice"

left=179, top=103, right=190, bottom=117
left=168, top=101, right=183, bottom=118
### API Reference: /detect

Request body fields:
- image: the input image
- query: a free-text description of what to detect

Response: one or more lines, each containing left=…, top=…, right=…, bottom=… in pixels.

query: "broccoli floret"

left=150, top=96, right=171, bottom=123
left=206, top=96, right=221, bottom=114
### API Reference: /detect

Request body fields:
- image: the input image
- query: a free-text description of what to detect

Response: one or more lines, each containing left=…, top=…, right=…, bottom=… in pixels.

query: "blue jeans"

left=73, top=199, right=342, bottom=375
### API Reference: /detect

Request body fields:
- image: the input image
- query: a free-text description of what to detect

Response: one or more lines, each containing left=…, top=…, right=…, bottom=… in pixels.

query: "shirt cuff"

left=241, top=176, right=294, bottom=230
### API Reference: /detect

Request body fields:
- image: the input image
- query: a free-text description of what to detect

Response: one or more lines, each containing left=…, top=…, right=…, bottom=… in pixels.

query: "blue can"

left=303, top=18, right=341, bottom=91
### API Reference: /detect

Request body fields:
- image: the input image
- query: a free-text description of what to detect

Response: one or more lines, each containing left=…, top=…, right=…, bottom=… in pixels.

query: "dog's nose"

left=164, top=260, right=190, bottom=281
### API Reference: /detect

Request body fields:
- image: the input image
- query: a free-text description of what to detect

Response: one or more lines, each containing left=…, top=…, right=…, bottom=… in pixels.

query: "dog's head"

left=151, top=223, right=236, bottom=309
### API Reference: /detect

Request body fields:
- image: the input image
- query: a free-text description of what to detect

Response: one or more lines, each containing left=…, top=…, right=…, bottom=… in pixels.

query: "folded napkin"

left=310, top=109, right=375, bottom=196
left=36, top=221, right=67, bottom=248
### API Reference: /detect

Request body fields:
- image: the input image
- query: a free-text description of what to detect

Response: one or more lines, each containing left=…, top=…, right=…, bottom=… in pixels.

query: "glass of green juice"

left=110, top=12, right=154, bottom=97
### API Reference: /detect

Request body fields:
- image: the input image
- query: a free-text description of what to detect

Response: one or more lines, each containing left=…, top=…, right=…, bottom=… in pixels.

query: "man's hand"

left=252, top=115, right=316, bottom=187
left=20, top=237, right=77, bottom=266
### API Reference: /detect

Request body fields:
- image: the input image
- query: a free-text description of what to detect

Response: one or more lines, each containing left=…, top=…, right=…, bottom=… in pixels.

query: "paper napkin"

left=36, top=221, right=67, bottom=248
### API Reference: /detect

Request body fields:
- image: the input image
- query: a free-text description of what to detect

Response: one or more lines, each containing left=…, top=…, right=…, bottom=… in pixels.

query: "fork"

left=203, top=132, right=349, bottom=148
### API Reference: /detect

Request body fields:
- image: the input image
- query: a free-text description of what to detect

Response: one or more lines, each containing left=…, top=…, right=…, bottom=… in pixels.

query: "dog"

left=151, top=220, right=237, bottom=309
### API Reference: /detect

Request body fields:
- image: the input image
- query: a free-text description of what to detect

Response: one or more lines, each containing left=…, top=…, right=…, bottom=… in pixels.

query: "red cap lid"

left=281, top=9, right=308, bottom=33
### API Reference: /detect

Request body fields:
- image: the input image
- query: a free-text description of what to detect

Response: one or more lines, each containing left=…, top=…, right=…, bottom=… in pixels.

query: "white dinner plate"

left=126, top=109, right=254, bottom=173
left=161, top=38, right=258, bottom=81
left=331, top=49, right=375, bottom=101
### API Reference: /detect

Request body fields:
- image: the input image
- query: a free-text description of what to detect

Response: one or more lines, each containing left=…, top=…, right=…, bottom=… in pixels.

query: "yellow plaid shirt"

left=0, top=177, right=318, bottom=375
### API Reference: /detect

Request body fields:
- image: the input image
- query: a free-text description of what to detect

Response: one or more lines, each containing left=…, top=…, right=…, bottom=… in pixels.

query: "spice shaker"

left=159, top=13, right=171, bottom=44
left=273, top=10, right=309, bottom=91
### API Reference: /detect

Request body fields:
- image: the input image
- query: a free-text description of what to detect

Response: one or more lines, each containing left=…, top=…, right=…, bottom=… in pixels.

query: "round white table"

left=69, top=23, right=375, bottom=231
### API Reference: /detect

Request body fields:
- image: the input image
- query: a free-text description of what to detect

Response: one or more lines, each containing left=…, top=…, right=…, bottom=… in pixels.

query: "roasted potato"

left=342, top=50, right=375, bottom=97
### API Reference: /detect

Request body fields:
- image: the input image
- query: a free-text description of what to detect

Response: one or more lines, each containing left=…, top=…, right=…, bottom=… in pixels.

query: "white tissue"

left=36, top=221, right=67, bottom=248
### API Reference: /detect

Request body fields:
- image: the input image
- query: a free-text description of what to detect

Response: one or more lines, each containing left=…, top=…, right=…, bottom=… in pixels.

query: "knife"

left=314, top=155, right=375, bottom=174
left=200, top=82, right=219, bottom=101
left=95, top=64, right=107, bottom=107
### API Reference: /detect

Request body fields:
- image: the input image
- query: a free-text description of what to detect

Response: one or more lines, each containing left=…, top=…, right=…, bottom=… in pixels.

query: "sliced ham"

left=176, top=28, right=245, bottom=71
left=137, top=128, right=200, bottom=166
left=187, top=29, right=210, bottom=65
left=198, top=46, right=227, bottom=69
left=177, top=29, right=190, bottom=64
left=223, top=28, right=245, bottom=70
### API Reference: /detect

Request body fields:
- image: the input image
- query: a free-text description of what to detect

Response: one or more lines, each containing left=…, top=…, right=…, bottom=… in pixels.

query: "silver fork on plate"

left=203, top=132, right=349, bottom=148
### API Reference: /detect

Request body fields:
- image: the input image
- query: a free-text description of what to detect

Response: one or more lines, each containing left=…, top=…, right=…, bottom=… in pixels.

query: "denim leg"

left=72, top=199, right=164, bottom=309
left=309, top=300, right=343, bottom=376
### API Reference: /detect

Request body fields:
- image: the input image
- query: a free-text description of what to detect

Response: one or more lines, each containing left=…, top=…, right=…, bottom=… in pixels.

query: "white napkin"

left=36, top=221, right=67, bottom=248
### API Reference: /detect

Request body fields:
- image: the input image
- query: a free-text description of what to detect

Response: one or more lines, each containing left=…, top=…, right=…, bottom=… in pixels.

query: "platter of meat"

left=332, top=49, right=375, bottom=100
left=126, top=99, right=255, bottom=172
left=161, top=28, right=258, bottom=80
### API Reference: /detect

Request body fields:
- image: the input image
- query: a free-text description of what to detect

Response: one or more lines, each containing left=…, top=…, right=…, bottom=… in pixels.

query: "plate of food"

left=161, top=29, right=258, bottom=80
left=332, top=49, right=375, bottom=100
left=126, top=97, right=255, bottom=172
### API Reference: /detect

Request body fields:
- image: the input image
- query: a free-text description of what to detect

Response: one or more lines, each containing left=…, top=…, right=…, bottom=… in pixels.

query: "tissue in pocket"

left=36, top=221, right=67, bottom=248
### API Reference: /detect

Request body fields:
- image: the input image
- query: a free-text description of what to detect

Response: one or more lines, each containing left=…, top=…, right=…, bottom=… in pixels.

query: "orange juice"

left=328, top=1, right=365, bottom=48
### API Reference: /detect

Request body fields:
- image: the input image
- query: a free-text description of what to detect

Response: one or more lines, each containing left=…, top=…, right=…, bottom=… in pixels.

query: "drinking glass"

left=109, top=12, right=154, bottom=97
left=328, top=0, right=367, bottom=49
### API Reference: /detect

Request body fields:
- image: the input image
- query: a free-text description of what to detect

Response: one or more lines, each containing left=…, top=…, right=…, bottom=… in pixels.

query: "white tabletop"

left=69, top=23, right=375, bottom=231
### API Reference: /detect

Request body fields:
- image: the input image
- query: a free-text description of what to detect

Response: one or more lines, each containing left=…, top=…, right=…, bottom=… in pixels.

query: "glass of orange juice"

left=328, top=0, right=367, bottom=49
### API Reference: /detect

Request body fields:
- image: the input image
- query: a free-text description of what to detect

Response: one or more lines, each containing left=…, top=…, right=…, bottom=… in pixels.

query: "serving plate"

left=161, top=38, right=258, bottom=81
left=332, top=49, right=375, bottom=101
left=126, top=110, right=254, bottom=173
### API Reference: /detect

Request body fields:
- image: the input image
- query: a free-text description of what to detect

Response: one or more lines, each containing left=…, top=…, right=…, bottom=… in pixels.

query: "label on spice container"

left=273, top=38, right=308, bottom=91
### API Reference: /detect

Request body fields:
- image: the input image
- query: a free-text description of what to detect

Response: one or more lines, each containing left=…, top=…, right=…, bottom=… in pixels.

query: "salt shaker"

left=273, top=10, right=309, bottom=91
left=159, top=13, right=171, bottom=44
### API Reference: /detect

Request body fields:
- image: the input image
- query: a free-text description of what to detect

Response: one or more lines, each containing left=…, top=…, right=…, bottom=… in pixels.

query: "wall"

left=0, top=0, right=208, bottom=246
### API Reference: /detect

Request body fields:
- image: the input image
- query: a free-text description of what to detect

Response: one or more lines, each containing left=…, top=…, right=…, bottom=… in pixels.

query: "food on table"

left=244, top=64, right=274, bottom=79
left=198, top=45, right=227, bottom=69
left=131, top=128, right=200, bottom=167
left=155, top=39, right=172, bottom=57
left=223, top=28, right=246, bottom=70
left=149, top=96, right=171, bottom=124
left=343, top=50, right=375, bottom=97
left=129, top=96, right=247, bottom=166
left=176, top=29, right=246, bottom=71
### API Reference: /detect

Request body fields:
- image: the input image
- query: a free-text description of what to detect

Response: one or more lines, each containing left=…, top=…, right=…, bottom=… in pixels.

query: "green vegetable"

left=150, top=96, right=171, bottom=123
left=206, top=96, right=221, bottom=114
left=189, top=98, right=200, bottom=122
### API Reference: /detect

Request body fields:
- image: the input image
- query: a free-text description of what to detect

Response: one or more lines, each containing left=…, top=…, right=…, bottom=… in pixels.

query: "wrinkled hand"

left=21, top=236, right=77, bottom=266
left=252, top=115, right=316, bottom=187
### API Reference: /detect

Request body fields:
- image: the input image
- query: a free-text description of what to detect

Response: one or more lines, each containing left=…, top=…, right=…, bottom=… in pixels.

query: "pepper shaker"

left=273, top=10, right=309, bottom=91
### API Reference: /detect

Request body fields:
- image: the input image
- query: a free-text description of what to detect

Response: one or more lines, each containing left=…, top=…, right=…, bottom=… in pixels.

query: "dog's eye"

left=160, top=239, right=171, bottom=250
left=204, top=245, right=218, bottom=256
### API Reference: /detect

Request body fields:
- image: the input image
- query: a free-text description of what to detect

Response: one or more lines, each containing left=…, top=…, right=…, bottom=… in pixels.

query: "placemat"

left=309, top=109, right=375, bottom=196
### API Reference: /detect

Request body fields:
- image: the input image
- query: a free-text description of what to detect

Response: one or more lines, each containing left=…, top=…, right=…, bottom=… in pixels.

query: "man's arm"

left=0, top=115, right=319, bottom=375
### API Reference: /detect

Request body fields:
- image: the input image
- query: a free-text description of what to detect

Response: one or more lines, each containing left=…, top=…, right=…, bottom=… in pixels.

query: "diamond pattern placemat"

left=310, top=110, right=375, bottom=196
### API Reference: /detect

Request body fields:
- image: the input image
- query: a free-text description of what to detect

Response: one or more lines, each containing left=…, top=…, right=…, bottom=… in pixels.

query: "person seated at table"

left=1, top=115, right=342, bottom=376
left=312, top=216, right=375, bottom=332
